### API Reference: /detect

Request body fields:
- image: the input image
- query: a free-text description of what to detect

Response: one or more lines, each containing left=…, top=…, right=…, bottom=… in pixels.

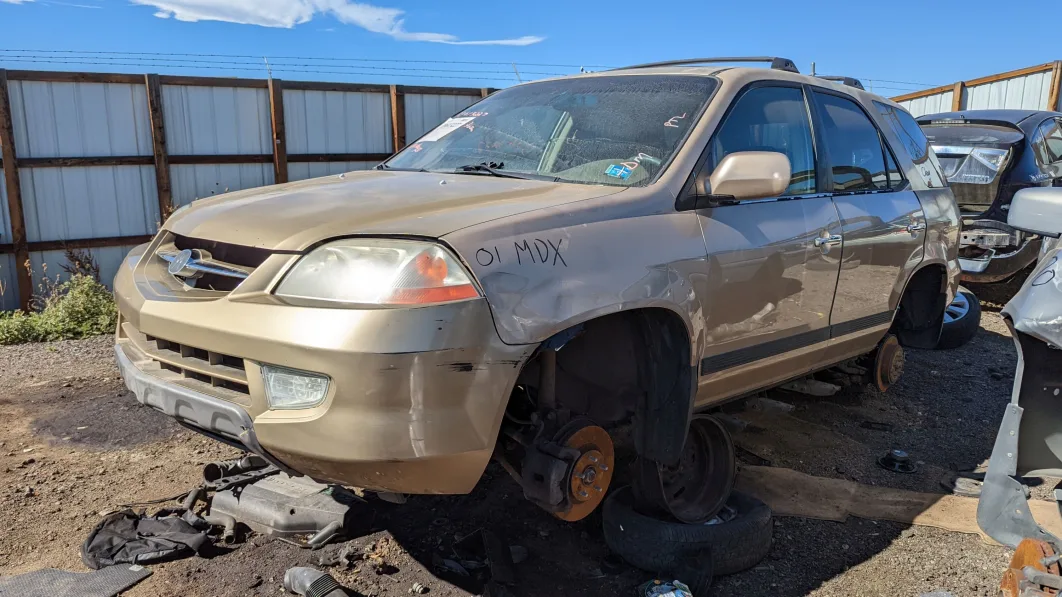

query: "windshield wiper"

left=376, top=164, right=429, bottom=172
left=452, top=163, right=558, bottom=181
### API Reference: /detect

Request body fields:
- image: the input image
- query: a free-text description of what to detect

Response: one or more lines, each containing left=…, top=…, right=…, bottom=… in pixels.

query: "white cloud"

left=130, top=0, right=544, bottom=45
left=0, top=0, right=37, bottom=4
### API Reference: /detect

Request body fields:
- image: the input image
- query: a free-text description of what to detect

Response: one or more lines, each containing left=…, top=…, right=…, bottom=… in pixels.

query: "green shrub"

left=0, top=275, right=117, bottom=345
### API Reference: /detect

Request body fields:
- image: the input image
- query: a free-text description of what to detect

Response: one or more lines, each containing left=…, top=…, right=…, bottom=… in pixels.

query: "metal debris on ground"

left=0, top=564, right=152, bottom=597
left=878, top=449, right=919, bottom=474
left=780, top=379, right=842, bottom=397
left=282, top=566, right=349, bottom=597
left=638, top=579, right=694, bottom=597
left=410, top=581, right=429, bottom=594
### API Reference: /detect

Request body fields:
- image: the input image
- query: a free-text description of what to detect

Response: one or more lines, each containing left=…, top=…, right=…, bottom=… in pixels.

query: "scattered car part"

left=202, top=454, right=268, bottom=483
left=80, top=509, right=212, bottom=569
left=209, top=473, right=360, bottom=548
left=283, top=567, right=347, bottom=597
left=633, top=415, right=735, bottom=524
left=878, top=449, right=918, bottom=474
left=664, top=551, right=714, bottom=597
left=779, top=379, right=841, bottom=397
left=638, top=579, right=695, bottom=597
left=976, top=189, right=1062, bottom=558
left=935, top=288, right=982, bottom=349
left=872, top=335, right=905, bottom=392
left=603, top=486, right=773, bottom=577
left=0, top=564, right=152, bottom=597
left=940, top=475, right=983, bottom=498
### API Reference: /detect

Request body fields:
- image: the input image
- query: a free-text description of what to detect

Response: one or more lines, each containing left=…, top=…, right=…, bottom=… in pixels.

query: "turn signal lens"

left=275, top=239, right=480, bottom=306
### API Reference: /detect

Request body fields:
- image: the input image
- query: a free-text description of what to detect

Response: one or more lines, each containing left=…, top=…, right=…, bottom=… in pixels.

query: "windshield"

left=384, top=75, right=718, bottom=187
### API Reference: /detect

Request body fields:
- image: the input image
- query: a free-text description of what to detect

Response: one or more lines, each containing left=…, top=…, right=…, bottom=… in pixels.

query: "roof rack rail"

left=816, top=76, right=866, bottom=90
left=614, top=57, right=799, bottom=74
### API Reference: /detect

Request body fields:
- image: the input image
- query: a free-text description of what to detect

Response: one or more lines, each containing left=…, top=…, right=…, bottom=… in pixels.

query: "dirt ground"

left=0, top=309, right=1028, bottom=596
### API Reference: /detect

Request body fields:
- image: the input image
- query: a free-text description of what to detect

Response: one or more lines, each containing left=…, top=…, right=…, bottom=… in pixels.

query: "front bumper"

left=114, top=247, right=534, bottom=494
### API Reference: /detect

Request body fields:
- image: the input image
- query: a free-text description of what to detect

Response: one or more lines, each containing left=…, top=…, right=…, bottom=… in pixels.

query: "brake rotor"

left=1000, top=538, right=1060, bottom=597
left=873, top=335, right=904, bottom=393
left=553, top=422, right=614, bottom=522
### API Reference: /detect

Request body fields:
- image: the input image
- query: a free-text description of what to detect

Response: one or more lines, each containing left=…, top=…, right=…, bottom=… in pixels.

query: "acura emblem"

left=167, top=249, right=194, bottom=276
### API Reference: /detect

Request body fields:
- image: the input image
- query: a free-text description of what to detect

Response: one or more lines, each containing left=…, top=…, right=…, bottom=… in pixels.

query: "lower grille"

left=121, top=321, right=250, bottom=403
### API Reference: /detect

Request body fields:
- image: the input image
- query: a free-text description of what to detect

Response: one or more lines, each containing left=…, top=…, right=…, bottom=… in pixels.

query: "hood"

left=165, top=170, right=625, bottom=252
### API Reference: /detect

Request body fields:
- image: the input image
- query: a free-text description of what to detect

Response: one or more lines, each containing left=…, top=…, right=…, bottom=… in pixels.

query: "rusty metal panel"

left=6, top=80, right=152, bottom=158
left=404, top=94, right=481, bottom=141
left=28, top=244, right=137, bottom=292
left=899, top=90, right=954, bottom=118
left=965, top=71, right=1053, bottom=111
left=283, top=89, right=392, bottom=154
left=287, top=161, right=374, bottom=182
left=18, top=166, right=159, bottom=243
left=161, top=85, right=272, bottom=155
left=170, top=164, right=273, bottom=208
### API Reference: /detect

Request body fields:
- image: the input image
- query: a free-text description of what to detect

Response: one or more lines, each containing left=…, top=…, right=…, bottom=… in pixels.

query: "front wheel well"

left=509, top=308, right=695, bottom=466
left=891, top=264, right=948, bottom=349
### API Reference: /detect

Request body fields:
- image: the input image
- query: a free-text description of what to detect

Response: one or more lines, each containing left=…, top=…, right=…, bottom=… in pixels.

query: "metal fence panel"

left=161, top=85, right=271, bottom=155
left=0, top=167, right=11, bottom=246
left=0, top=254, right=16, bottom=311
left=287, top=161, right=375, bottom=182
left=19, top=165, right=158, bottom=243
left=171, top=163, right=273, bottom=208
left=898, top=90, right=954, bottom=118
left=28, top=244, right=137, bottom=292
left=6, top=80, right=152, bottom=158
left=283, top=89, right=391, bottom=155
left=404, top=94, right=481, bottom=141
left=965, top=71, right=1053, bottom=111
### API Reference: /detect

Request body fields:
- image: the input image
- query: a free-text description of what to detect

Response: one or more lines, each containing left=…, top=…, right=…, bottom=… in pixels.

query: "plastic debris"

left=638, top=579, right=693, bottom=597
left=410, top=581, right=429, bottom=594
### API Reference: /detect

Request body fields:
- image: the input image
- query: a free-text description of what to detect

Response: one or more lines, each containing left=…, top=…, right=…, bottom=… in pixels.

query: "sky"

left=0, top=0, right=1057, bottom=97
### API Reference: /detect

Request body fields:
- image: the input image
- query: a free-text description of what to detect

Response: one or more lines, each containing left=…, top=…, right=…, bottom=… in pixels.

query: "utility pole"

left=511, top=63, right=523, bottom=83
left=810, top=61, right=816, bottom=76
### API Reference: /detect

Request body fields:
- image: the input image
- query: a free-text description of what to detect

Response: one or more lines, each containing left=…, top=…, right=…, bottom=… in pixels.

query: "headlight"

left=275, top=239, right=479, bottom=306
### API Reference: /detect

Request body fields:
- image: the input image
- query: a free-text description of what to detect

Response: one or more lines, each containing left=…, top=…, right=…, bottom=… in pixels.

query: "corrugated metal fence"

left=0, top=69, right=487, bottom=310
left=895, top=61, right=1062, bottom=118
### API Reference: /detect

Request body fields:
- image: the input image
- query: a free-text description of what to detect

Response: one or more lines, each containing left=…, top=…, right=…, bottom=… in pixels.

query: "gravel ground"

left=0, top=309, right=1031, bottom=596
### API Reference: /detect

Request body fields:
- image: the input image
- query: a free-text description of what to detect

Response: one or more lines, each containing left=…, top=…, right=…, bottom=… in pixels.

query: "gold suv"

left=115, top=57, right=960, bottom=523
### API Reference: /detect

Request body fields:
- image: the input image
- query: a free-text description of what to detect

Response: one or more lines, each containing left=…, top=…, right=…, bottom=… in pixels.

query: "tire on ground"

left=936, top=287, right=982, bottom=350
left=602, top=486, right=773, bottom=577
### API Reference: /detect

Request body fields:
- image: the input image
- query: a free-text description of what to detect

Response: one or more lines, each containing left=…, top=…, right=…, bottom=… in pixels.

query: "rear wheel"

left=936, top=288, right=981, bottom=350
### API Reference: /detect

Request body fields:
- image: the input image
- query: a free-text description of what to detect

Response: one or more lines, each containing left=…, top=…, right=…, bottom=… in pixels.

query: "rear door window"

left=1041, top=119, right=1062, bottom=164
left=812, top=92, right=888, bottom=192
left=708, top=86, right=817, bottom=195
left=874, top=102, right=947, bottom=188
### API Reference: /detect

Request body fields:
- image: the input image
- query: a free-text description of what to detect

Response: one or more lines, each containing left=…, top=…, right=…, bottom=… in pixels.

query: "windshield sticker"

left=459, top=111, right=488, bottom=118
left=605, top=164, right=633, bottom=180
left=664, top=113, right=688, bottom=128
left=410, top=143, right=424, bottom=153
left=420, top=117, right=476, bottom=142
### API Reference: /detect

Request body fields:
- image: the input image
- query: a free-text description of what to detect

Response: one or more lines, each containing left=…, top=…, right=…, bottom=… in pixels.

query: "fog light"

left=261, top=365, right=330, bottom=409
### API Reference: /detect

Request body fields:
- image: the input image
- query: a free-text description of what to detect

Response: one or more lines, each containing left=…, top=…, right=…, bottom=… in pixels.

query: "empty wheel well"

left=891, top=264, right=948, bottom=349
left=508, top=308, right=695, bottom=466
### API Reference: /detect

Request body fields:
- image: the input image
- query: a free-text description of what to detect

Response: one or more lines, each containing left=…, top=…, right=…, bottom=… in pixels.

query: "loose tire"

left=603, top=486, right=773, bottom=577
left=936, top=287, right=981, bottom=350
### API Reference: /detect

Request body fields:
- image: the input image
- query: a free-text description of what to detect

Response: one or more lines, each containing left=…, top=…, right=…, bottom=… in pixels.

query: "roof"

left=917, top=109, right=1057, bottom=125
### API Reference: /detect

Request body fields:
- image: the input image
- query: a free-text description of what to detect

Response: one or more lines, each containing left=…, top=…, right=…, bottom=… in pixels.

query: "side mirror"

left=1008, top=188, right=1062, bottom=238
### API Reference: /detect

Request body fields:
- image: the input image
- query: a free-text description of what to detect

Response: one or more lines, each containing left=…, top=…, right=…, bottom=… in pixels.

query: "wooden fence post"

left=951, top=81, right=965, bottom=112
left=1049, top=61, right=1062, bottom=112
left=268, top=78, right=288, bottom=184
left=144, top=74, right=173, bottom=223
left=0, top=69, right=32, bottom=310
left=389, top=85, right=406, bottom=153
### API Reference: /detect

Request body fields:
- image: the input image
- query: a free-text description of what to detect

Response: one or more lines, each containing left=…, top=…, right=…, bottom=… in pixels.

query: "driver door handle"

left=907, top=222, right=927, bottom=233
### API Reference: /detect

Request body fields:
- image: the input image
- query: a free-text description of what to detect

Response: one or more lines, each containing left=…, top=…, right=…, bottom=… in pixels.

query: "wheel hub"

left=553, top=423, right=614, bottom=521
left=873, top=335, right=904, bottom=393
left=1000, top=538, right=1060, bottom=597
